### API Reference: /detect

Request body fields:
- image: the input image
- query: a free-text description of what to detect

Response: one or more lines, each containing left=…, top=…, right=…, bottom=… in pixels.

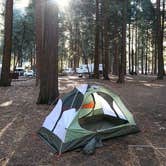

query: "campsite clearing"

left=0, top=75, right=166, bottom=166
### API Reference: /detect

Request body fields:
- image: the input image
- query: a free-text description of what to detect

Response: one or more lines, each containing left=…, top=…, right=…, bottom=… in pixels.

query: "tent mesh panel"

left=79, top=115, right=128, bottom=132
left=62, top=90, right=84, bottom=111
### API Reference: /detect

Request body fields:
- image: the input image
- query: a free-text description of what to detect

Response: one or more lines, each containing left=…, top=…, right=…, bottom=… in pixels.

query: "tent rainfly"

left=38, top=84, right=139, bottom=154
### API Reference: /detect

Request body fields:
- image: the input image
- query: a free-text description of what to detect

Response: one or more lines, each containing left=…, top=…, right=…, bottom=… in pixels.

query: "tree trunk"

left=37, top=0, right=59, bottom=104
left=131, top=25, right=134, bottom=74
left=152, top=38, right=155, bottom=74
left=100, top=1, right=104, bottom=77
left=103, top=0, right=110, bottom=80
left=60, top=58, right=63, bottom=73
left=117, top=0, right=127, bottom=83
left=0, top=0, right=13, bottom=86
left=141, top=49, right=144, bottom=74
left=145, top=45, right=148, bottom=75
left=135, top=21, right=138, bottom=74
left=94, top=0, right=100, bottom=79
left=128, top=22, right=131, bottom=73
left=35, top=0, right=45, bottom=86
left=145, top=29, right=148, bottom=75
left=157, top=0, right=164, bottom=79
left=113, top=37, right=119, bottom=75
left=101, top=29, right=105, bottom=76
left=74, top=23, right=77, bottom=71
left=161, top=0, right=165, bottom=75
left=154, top=36, right=157, bottom=74
left=137, top=32, right=140, bottom=74
left=13, top=51, right=16, bottom=71
left=112, top=21, right=119, bottom=75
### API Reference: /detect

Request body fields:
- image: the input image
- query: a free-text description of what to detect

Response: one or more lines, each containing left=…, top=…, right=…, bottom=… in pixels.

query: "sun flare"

left=14, top=0, right=30, bottom=9
left=56, top=0, right=71, bottom=10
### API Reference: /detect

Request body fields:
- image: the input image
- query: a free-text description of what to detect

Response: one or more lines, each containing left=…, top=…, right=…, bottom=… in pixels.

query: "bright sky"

left=151, top=0, right=156, bottom=3
left=13, top=0, right=156, bottom=10
left=14, top=0, right=30, bottom=9
left=56, top=0, right=71, bottom=10
left=14, top=0, right=71, bottom=10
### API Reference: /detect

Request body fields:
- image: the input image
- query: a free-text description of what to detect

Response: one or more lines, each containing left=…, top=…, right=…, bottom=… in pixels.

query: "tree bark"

left=131, top=25, right=134, bottom=74
left=135, top=20, right=138, bottom=74
left=73, top=23, right=79, bottom=71
left=157, top=0, right=164, bottom=79
left=141, top=47, right=144, bottom=74
left=154, top=35, right=157, bottom=74
left=35, top=0, right=45, bottom=86
left=0, top=0, right=13, bottom=86
left=145, top=29, right=148, bottom=75
left=117, top=0, right=127, bottom=83
left=13, top=51, right=16, bottom=71
left=161, top=0, right=165, bottom=75
left=128, top=22, right=131, bottom=73
left=100, top=1, right=104, bottom=77
left=37, top=0, right=59, bottom=104
left=94, top=0, right=100, bottom=79
left=113, top=30, right=119, bottom=76
left=103, top=0, right=110, bottom=80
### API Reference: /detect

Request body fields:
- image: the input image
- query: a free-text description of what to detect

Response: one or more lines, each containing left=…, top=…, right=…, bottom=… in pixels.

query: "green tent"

left=38, top=84, right=139, bottom=154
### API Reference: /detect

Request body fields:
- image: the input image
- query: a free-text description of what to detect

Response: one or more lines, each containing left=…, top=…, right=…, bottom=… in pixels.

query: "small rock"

left=50, top=153, right=54, bottom=156
left=159, top=127, right=165, bottom=131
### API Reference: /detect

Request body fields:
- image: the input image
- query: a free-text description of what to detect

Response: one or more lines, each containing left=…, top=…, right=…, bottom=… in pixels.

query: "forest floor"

left=0, top=74, right=166, bottom=166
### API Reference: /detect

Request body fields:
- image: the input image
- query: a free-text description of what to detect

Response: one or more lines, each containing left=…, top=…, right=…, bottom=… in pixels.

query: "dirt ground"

left=0, top=75, right=166, bottom=166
